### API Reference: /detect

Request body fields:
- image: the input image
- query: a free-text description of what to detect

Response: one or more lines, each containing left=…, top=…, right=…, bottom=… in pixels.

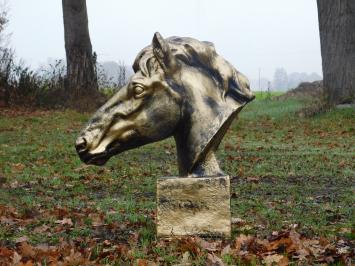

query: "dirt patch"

left=0, top=107, right=53, bottom=117
left=276, top=81, right=324, bottom=101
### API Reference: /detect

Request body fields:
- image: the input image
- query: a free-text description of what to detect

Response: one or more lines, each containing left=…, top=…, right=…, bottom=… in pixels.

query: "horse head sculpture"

left=75, top=32, right=254, bottom=177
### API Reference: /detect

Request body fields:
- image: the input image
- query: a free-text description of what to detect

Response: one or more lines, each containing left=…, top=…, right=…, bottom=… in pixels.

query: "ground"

left=0, top=93, right=354, bottom=265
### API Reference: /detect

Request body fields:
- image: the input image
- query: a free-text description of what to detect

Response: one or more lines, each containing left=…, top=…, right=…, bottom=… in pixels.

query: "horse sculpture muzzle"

left=75, top=88, right=130, bottom=166
left=75, top=136, right=111, bottom=165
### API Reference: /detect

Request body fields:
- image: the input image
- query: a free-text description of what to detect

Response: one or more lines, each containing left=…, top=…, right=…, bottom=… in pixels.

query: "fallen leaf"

left=180, top=251, right=191, bottom=264
left=63, top=249, right=87, bottom=265
left=195, top=237, right=220, bottom=252
left=103, top=239, right=111, bottom=246
left=206, top=253, right=225, bottom=266
left=15, top=236, right=29, bottom=243
left=0, top=216, right=17, bottom=225
left=33, top=224, right=50, bottom=233
left=0, top=247, right=13, bottom=257
left=234, top=234, right=254, bottom=252
left=292, top=248, right=309, bottom=261
left=263, top=254, right=289, bottom=266
left=338, top=160, right=346, bottom=168
left=0, top=176, right=7, bottom=186
left=116, top=244, right=129, bottom=258
left=18, top=241, right=36, bottom=258
left=55, top=218, right=73, bottom=226
left=88, top=213, right=104, bottom=226
left=12, top=163, right=26, bottom=172
left=231, top=217, right=246, bottom=225
left=10, top=180, right=19, bottom=188
left=136, top=258, right=148, bottom=266
left=178, top=237, right=201, bottom=256
left=221, top=245, right=231, bottom=256
left=246, top=176, right=260, bottom=183
left=12, top=251, right=22, bottom=264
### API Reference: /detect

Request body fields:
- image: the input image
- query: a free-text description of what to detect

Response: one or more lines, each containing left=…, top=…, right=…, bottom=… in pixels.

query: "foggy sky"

left=8, top=0, right=322, bottom=80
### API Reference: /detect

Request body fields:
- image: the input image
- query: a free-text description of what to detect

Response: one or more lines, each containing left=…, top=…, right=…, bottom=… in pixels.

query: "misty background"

left=8, top=0, right=322, bottom=91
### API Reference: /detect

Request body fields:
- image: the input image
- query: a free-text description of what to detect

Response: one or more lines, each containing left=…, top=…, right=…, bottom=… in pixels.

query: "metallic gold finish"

left=75, top=32, right=254, bottom=177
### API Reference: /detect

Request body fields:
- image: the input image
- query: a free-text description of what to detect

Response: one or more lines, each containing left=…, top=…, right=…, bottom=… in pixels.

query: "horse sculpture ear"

left=152, top=32, right=177, bottom=74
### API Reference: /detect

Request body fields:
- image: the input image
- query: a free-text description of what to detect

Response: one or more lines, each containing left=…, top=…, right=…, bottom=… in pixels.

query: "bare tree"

left=272, top=68, right=288, bottom=91
left=62, top=0, right=100, bottom=107
left=317, top=0, right=355, bottom=105
left=117, top=60, right=127, bottom=88
left=0, top=1, right=13, bottom=106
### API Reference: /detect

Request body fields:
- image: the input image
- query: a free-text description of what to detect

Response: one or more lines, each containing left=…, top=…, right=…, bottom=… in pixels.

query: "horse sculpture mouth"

left=77, top=140, right=122, bottom=166
left=77, top=137, right=151, bottom=166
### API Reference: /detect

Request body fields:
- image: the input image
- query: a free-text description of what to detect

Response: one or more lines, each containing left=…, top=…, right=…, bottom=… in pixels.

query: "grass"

left=0, top=93, right=354, bottom=264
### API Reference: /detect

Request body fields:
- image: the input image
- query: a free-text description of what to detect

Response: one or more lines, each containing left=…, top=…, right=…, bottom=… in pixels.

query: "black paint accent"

left=227, top=78, right=254, bottom=104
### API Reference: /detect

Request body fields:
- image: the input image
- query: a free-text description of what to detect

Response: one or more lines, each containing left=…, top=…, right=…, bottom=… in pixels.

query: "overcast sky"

left=8, top=0, right=322, bottom=80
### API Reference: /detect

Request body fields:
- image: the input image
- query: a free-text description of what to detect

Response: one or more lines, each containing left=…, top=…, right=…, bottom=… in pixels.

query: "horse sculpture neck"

left=188, top=152, right=223, bottom=177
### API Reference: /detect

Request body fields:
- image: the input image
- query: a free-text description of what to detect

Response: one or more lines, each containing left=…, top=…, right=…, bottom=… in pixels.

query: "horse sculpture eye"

left=134, top=86, right=145, bottom=96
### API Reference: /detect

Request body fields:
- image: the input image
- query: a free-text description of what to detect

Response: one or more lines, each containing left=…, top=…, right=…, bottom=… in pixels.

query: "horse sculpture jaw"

left=76, top=135, right=154, bottom=166
left=75, top=138, right=121, bottom=166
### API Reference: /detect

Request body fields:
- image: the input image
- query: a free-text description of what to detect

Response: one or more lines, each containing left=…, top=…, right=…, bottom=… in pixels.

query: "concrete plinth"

left=156, top=176, right=231, bottom=238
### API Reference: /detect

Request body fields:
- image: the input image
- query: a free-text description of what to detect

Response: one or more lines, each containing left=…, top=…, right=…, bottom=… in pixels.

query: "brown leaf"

left=180, top=251, right=191, bottom=264
left=221, top=245, right=231, bottom=256
left=19, top=241, right=36, bottom=258
left=116, top=244, right=129, bottom=258
left=231, top=217, right=246, bottom=225
left=63, top=249, right=88, bottom=265
left=12, top=163, right=26, bottom=172
left=292, top=248, right=309, bottom=261
left=289, top=230, right=303, bottom=251
left=103, top=239, right=111, bottom=246
left=318, top=237, right=330, bottom=247
left=128, top=231, right=139, bottom=245
left=178, top=237, right=201, bottom=256
left=136, top=258, right=148, bottom=266
left=206, top=253, right=225, bottom=266
left=266, top=230, right=303, bottom=254
left=15, top=236, right=29, bottom=243
left=263, top=254, right=289, bottom=266
left=0, top=176, right=7, bottom=186
left=34, top=244, right=60, bottom=264
left=195, top=237, right=220, bottom=252
left=234, top=234, right=254, bottom=252
left=88, top=213, right=104, bottom=226
left=338, top=160, right=346, bottom=168
left=55, top=218, right=73, bottom=226
left=0, top=216, right=17, bottom=225
left=19, top=260, right=34, bottom=266
left=12, top=251, right=22, bottom=264
left=0, top=246, right=13, bottom=257
left=247, top=176, right=260, bottom=183
left=268, top=237, right=292, bottom=252
left=10, top=180, right=20, bottom=188
left=33, top=224, right=50, bottom=233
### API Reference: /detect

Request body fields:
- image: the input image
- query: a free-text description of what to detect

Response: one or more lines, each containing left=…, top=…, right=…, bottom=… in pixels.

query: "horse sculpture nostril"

left=75, top=137, right=87, bottom=153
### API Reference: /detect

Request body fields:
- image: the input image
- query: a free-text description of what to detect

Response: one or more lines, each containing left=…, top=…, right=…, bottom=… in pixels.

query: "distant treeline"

left=250, top=68, right=322, bottom=92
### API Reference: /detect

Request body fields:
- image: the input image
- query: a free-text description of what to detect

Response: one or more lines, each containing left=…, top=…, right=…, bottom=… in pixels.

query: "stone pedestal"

left=156, top=176, right=231, bottom=238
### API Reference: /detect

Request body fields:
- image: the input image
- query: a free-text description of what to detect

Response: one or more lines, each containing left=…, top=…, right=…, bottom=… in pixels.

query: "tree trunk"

left=317, top=0, right=355, bottom=105
left=62, top=0, right=99, bottom=107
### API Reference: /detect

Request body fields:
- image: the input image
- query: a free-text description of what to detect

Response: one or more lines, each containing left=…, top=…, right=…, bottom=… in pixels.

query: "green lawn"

left=0, top=96, right=354, bottom=264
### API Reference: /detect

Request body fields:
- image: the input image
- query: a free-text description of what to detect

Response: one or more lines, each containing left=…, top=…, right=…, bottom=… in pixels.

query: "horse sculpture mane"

left=132, top=36, right=252, bottom=106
